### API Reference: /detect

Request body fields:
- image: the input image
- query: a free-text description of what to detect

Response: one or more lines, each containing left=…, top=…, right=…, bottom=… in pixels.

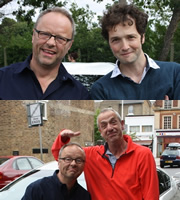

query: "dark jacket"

left=21, top=170, right=91, bottom=200
left=0, top=54, right=90, bottom=100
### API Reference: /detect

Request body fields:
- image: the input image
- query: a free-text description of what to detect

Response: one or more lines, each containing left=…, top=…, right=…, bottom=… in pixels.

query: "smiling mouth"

left=42, top=49, right=56, bottom=55
left=108, top=131, right=116, bottom=137
left=69, top=169, right=78, bottom=173
left=121, top=52, right=132, bottom=56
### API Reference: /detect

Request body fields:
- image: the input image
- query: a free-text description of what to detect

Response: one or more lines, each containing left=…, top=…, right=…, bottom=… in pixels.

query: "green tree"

left=94, top=109, right=104, bottom=144
left=0, top=0, right=13, bottom=8
left=132, top=0, right=180, bottom=61
left=0, top=17, right=32, bottom=67
left=68, top=3, right=115, bottom=62
left=95, top=0, right=180, bottom=61
left=173, top=23, right=180, bottom=63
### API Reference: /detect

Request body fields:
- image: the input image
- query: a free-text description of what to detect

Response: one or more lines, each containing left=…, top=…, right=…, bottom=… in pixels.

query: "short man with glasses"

left=22, top=143, right=91, bottom=200
left=0, top=7, right=90, bottom=100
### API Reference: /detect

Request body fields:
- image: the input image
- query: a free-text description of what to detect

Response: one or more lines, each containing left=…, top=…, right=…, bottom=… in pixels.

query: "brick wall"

left=0, top=100, right=94, bottom=162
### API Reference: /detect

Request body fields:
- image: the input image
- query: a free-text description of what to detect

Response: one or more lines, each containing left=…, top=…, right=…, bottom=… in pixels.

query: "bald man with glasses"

left=22, top=143, right=91, bottom=200
left=0, top=7, right=90, bottom=100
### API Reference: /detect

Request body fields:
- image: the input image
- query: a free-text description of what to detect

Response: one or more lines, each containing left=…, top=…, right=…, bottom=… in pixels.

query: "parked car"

left=157, top=167, right=178, bottom=200
left=160, top=149, right=180, bottom=168
left=0, top=161, right=178, bottom=200
left=0, top=156, right=44, bottom=189
left=63, top=62, right=115, bottom=90
left=168, top=143, right=180, bottom=149
left=0, top=156, right=13, bottom=165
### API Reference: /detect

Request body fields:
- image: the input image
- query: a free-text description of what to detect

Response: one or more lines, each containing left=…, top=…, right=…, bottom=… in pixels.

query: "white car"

left=157, top=167, right=179, bottom=199
left=0, top=161, right=86, bottom=200
left=0, top=161, right=179, bottom=200
left=63, top=62, right=115, bottom=90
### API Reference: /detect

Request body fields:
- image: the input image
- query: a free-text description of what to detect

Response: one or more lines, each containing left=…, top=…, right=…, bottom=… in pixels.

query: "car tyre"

left=160, top=164, right=164, bottom=168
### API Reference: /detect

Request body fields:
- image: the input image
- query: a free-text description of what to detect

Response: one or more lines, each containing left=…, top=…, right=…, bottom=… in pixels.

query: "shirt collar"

left=15, top=54, right=73, bottom=83
left=13, top=54, right=32, bottom=74
left=111, top=53, right=160, bottom=79
left=106, top=148, right=113, bottom=156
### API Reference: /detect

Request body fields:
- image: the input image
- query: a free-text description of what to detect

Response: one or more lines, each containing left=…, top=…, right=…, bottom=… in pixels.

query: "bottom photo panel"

left=0, top=100, right=180, bottom=200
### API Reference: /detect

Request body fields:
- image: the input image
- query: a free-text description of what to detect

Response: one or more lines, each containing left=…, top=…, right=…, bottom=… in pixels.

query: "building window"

left=128, top=106, right=134, bottom=115
left=142, top=125, right=153, bottom=132
left=129, top=126, right=140, bottom=133
left=178, top=116, right=180, bottom=129
left=164, top=116, right=171, bottom=129
left=164, top=100, right=172, bottom=109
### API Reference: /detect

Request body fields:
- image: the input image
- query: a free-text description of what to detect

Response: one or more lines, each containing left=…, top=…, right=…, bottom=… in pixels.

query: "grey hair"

left=58, top=142, right=85, bottom=159
left=97, top=108, right=122, bottom=128
left=34, top=7, right=76, bottom=39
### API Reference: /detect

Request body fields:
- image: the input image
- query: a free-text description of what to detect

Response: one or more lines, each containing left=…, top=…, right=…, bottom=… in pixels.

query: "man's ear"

left=141, top=34, right=145, bottom=44
left=67, top=40, right=74, bottom=51
left=121, top=120, right=125, bottom=130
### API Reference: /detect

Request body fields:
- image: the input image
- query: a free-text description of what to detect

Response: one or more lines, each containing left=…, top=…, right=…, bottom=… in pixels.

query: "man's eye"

left=65, top=158, right=71, bottom=161
left=128, top=35, right=135, bottom=39
left=101, top=124, right=106, bottom=129
left=40, top=32, right=50, bottom=37
left=76, top=159, right=82, bottom=163
left=111, top=38, right=120, bottom=43
left=57, top=36, right=66, bottom=42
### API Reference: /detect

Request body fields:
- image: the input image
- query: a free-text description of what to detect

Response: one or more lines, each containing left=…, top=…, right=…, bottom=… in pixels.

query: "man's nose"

left=70, top=159, right=77, bottom=165
left=46, top=36, right=56, bottom=46
left=121, top=39, right=129, bottom=50
left=107, top=123, right=113, bottom=130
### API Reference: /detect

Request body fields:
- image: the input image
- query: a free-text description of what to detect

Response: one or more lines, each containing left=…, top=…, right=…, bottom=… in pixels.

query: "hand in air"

left=60, top=129, right=81, bottom=138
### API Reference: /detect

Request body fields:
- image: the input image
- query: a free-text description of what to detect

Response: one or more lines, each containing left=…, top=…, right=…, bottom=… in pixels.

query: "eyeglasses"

left=34, top=28, right=72, bottom=45
left=59, top=157, right=85, bottom=164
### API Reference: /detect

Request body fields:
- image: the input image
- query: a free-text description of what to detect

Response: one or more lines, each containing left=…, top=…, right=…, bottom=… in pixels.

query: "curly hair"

left=101, top=4, right=148, bottom=41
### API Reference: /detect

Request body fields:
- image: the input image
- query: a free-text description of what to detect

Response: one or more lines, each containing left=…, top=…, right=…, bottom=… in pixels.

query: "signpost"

left=27, top=103, right=43, bottom=161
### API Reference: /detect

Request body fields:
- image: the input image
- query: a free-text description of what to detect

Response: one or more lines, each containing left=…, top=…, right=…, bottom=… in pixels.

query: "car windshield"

left=162, top=149, right=178, bottom=156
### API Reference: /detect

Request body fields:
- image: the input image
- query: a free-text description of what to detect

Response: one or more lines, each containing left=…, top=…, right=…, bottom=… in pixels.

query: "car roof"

left=63, top=62, right=115, bottom=75
left=0, top=156, right=13, bottom=158
left=168, top=143, right=180, bottom=147
left=38, top=161, right=58, bottom=170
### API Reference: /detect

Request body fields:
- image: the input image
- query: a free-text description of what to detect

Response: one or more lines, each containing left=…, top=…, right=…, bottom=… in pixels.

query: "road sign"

left=27, top=103, right=43, bottom=127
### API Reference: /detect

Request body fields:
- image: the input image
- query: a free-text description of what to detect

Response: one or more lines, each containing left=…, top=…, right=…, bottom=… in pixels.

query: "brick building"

left=0, top=100, right=94, bottom=162
left=95, top=100, right=154, bottom=120
left=153, top=100, right=180, bottom=157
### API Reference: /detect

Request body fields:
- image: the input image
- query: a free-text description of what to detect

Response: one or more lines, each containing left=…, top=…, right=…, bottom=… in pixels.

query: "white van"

left=63, top=62, right=115, bottom=90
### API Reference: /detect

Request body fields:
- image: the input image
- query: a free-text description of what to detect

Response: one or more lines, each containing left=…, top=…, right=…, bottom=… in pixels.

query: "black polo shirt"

left=21, top=170, right=91, bottom=200
left=0, top=54, right=90, bottom=100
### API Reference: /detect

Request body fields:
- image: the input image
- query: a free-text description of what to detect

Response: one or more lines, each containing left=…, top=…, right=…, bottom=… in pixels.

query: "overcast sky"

left=0, top=0, right=114, bottom=22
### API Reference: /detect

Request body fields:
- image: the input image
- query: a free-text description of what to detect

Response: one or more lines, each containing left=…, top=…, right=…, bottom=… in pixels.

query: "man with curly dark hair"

left=90, top=3, right=180, bottom=100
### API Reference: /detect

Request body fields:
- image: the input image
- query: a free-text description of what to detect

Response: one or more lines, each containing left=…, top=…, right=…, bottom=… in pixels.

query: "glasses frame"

left=59, top=157, right=85, bottom=164
left=34, top=28, right=72, bottom=45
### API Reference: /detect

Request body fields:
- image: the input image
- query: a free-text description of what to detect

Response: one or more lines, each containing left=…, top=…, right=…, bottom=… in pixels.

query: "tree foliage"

left=0, top=0, right=13, bottom=8
left=0, top=17, right=32, bottom=66
left=0, top=0, right=180, bottom=66
left=94, top=109, right=105, bottom=144
left=94, top=0, right=180, bottom=61
left=68, top=3, right=115, bottom=62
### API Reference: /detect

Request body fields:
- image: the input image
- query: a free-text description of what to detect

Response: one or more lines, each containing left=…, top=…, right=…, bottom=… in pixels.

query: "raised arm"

left=51, top=129, right=80, bottom=160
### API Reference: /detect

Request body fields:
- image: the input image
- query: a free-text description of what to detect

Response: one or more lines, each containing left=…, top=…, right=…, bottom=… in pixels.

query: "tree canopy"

left=0, top=0, right=180, bottom=67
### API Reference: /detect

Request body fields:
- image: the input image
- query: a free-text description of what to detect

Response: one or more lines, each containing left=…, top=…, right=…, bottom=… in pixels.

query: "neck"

left=57, top=172, right=76, bottom=191
left=30, top=59, right=60, bottom=93
left=119, top=52, right=146, bottom=83
left=108, top=139, right=127, bottom=158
